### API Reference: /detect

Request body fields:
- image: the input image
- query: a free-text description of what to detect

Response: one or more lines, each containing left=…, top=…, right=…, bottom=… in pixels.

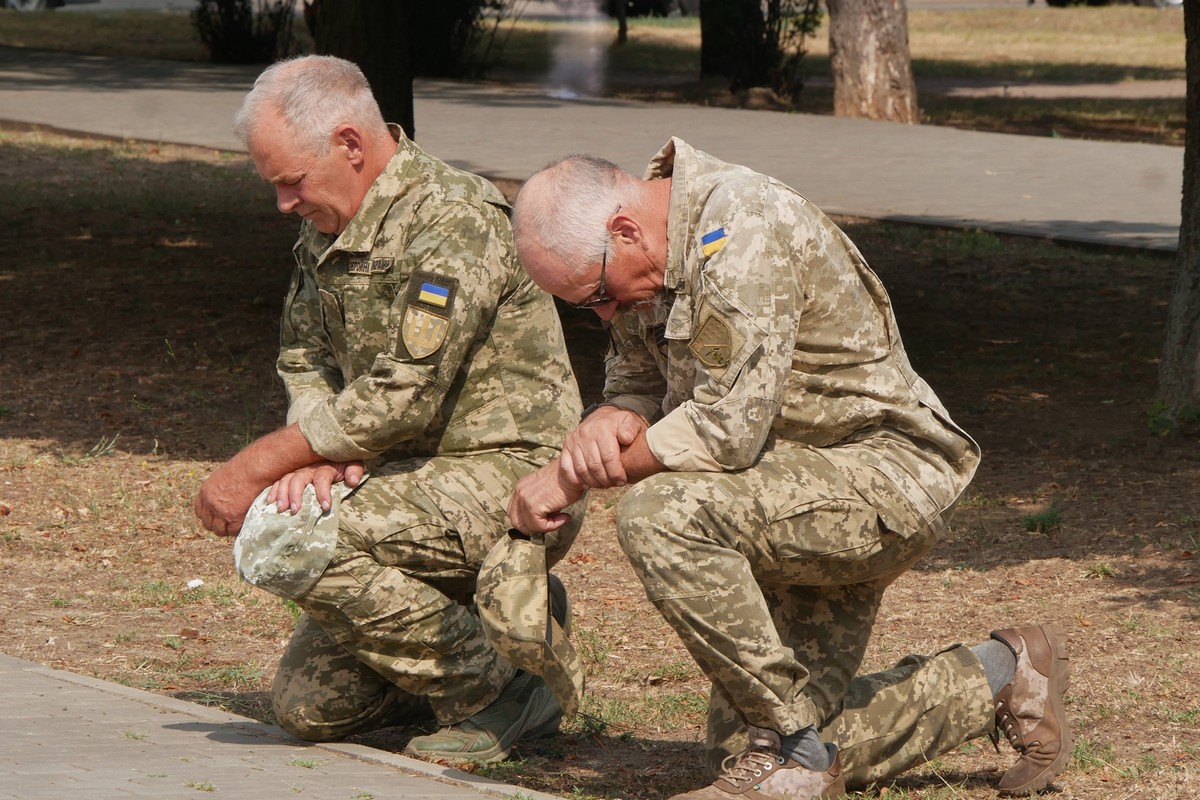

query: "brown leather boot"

left=669, top=726, right=844, bottom=800
left=990, top=625, right=1073, bottom=795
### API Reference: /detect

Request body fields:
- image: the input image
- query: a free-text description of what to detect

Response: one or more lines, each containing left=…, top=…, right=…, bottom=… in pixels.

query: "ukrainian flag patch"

left=418, top=281, right=450, bottom=308
left=700, top=227, right=727, bottom=257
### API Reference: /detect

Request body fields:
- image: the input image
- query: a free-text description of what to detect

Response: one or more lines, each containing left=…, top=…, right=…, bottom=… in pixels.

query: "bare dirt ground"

left=1, top=130, right=1198, bottom=800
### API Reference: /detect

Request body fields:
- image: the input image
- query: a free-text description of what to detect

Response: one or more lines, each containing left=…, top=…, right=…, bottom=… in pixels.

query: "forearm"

left=195, top=423, right=327, bottom=537
left=615, top=433, right=667, bottom=485
left=218, top=423, right=325, bottom=489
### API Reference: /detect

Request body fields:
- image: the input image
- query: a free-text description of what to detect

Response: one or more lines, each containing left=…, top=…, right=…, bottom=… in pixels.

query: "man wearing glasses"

left=505, top=140, right=1072, bottom=799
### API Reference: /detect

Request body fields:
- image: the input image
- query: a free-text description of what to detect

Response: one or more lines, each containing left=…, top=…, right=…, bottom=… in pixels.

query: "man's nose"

left=592, top=300, right=619, bottom=321
left=275, top=185, right=300, bottom=214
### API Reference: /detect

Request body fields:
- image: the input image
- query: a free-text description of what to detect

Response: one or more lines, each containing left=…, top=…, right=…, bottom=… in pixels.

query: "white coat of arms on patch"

left=402, top=306, right=449, bottom=358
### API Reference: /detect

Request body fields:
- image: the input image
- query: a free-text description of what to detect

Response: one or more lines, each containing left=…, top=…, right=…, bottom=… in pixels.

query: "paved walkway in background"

left=0, top=45, right=1184, bottom=251
left=0, top=653, right=562, bottom=800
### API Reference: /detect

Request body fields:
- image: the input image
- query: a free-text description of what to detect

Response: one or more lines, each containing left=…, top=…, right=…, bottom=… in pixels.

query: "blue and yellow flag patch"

left=700, top=227, right=727, bottom=257
left=418, top=281, right=451, bottom=308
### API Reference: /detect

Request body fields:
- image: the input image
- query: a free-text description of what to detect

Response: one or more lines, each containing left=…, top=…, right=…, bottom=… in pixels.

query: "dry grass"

left=2, top=126, right=1198, bottom=800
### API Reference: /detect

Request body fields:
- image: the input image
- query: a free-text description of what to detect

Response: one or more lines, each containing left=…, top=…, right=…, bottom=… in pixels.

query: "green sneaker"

left=403, top=670, right=563, bottom=762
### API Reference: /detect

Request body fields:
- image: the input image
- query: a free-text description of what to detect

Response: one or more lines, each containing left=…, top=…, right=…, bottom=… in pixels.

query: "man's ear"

left=332, top=124, right=365, bottom=165
left=610, top=208, right=642, bottom=246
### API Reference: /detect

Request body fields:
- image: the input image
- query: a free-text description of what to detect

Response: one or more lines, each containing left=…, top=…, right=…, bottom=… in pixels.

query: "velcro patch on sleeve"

left=398, top=270, right=458, bottom=362
left=700, top=226, right=727, bottom=257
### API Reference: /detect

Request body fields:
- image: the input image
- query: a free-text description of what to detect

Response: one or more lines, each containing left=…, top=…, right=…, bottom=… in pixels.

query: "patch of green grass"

left=1022, top=502, right=1063, bottom=533
left=121, top=729, right=149, bottom=740
left=575, top=624, right=613, bottom=665
left=184, top=779, right=216, bottom=792
left=282, top=598, right=303, bottom=624
left=179, top=663, right=265, bottom=690
left=1083, top=561, right=1116, bottom=579
left=288, top=757, right=321, bottom=770
left=645, top=690, right=707, bottom=718
left=130, top=581, right=178, bottom=608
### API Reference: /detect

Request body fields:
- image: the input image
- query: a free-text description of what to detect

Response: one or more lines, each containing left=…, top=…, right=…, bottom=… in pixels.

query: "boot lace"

left=717, top=747, right=787, bottom=790
left=991, top=696, right=1025, bottom=754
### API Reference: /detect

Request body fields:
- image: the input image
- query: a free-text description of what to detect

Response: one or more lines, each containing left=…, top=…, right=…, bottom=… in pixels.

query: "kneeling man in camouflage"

left=505, top=140, right=1072, bottom=798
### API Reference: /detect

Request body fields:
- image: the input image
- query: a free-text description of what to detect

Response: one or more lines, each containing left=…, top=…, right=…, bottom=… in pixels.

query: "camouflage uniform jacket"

left=604, top=138, right=980, bottom=532
left=278, top=127, right=581, bottom=463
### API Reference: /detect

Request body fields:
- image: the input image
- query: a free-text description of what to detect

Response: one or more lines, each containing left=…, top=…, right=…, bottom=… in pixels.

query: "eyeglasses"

left=571, top=205, right=621, bottom=310
left=571, top=244, right=614, bottom=309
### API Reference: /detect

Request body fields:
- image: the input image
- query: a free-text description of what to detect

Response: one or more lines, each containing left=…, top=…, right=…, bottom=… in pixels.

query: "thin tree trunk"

left=1157, top=0, right=1200, bottom=423
left=310, top=0, right=415, bottom=140
left=826, top=0, right=918, bottom=123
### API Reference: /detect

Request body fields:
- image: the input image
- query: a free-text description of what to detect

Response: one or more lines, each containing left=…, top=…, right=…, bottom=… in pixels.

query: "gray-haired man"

left=194, top=55, right=583, bottom=762
left=505, top=139, right=1072, bottom=798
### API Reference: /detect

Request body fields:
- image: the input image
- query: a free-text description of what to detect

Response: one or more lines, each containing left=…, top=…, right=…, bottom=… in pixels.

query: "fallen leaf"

left=0, top=502, right=12, bottom=516
left=179, top=628, right=201, bottom=639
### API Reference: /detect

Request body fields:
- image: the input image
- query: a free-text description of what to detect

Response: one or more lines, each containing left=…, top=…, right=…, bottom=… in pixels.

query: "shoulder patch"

left=399, top=270, right=458, bottom=362
left=688, top=312, right=732, bottom=369
left=700, top=227, right=727, bottom=258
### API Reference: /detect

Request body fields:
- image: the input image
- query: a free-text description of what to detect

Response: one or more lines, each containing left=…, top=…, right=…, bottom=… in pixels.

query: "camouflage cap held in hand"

left=477, top=530, right=584, bottom=718
left=232, top=479, right=358, bottom=600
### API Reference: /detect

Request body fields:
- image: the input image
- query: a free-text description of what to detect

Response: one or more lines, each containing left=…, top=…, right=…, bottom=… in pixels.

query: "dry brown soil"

left=0, top=129, right=1197, bottom=799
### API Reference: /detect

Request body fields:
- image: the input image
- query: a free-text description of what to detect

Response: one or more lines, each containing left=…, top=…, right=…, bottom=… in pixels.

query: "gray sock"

left=779, top=725, right=833, bottom=772
left=972, top=638, right=1017, bottom=696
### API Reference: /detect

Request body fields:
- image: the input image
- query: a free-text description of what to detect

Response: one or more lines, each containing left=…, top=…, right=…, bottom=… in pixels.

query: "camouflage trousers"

left=616, top=445, right=994, bottom=784
left=271, top=447, right=579, bottom=741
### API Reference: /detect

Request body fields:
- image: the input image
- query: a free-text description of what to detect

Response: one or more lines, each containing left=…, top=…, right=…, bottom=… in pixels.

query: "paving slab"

left=0, top=45, right=1183, bottom=251
left=0, top=653, right=561, bottom=800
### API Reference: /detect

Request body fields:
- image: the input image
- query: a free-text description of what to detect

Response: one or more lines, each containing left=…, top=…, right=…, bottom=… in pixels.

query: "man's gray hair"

left=513, top=154, right=635, bottom=283
left=233, top=55, right=386, bottom=156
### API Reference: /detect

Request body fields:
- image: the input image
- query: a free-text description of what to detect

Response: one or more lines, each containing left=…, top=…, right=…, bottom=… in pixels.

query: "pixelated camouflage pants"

left=616, top=445, right=993, bottom=779
left=272, top=447, right=580, bottom=740
left=704, top=644, right=994, bottom=787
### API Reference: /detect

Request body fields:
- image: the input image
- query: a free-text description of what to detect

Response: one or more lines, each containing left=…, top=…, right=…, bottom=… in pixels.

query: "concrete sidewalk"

left=0, top=653, right=563, bottom=800
left=0, top=45, right=1183, bottom=251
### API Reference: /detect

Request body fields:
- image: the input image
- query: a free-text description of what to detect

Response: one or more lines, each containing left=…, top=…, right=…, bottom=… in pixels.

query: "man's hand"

left=268, top=461, right=365, bottom=514
left=507, top=460, right=586, bottom=534
left=193, top=423, right=331, bottom=538
left=194, top=459, right=266, bottom=538
left=560, top=405, right=649, bottom=489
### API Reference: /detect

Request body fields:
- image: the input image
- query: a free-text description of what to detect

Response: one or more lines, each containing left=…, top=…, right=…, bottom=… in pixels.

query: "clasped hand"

left=507, top=406, right=648, bottom=533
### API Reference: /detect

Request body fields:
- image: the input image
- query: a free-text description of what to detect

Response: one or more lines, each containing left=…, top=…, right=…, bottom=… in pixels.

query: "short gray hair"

left=513, top=154, right=635, bottom=283
left=233, top=55, right=386, bottom=156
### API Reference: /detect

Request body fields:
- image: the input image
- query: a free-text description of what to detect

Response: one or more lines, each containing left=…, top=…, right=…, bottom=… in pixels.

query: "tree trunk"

left=310, top=0, right=416, bottom=140
left=700, top=0, right=753, bottom=82
left=826, top=0, right=918, bottom=123
left=1157, top=1, right=1200, bottom=425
